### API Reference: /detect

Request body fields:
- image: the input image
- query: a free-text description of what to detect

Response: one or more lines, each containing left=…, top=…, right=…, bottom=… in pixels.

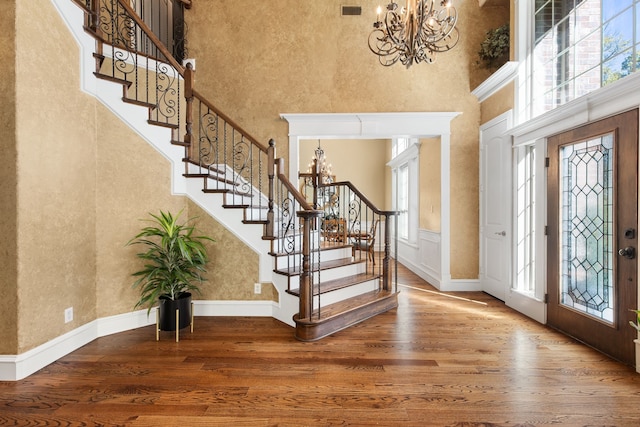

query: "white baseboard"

left=193, top=300, right=277, bottom=317
left=439, top=278, right=482, bottom=292
left=0, top=300, right=280, bottom=381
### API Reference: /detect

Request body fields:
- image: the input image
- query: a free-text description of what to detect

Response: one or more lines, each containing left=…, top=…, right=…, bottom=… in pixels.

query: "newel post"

left=297, top=210, right=322, bottom=320
left=382, top=213, right=394, bottom=291
left=266, top=140, right=276, bottom=238
left=184, top=62, right=195, bottom=160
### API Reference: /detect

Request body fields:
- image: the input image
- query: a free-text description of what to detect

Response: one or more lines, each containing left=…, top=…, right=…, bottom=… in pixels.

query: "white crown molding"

left=472, top=61, right=519, bottom=102
left=510, top=71, right=640, bottom=145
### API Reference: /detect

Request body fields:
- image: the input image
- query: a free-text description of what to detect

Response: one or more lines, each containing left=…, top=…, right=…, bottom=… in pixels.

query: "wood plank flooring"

left=1, top=264, right=639, bottom=426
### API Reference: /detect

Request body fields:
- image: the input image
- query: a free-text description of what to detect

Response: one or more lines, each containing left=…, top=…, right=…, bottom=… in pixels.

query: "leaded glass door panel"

left=547, top=109, right=638, bottom=367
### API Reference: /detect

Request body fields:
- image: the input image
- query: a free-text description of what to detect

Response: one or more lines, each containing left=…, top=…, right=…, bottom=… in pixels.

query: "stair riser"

left=275, top=247, right=353, bottom=269
left=312, top=279, right=380, bottom=308
left=294, top=293, right=399, bottom=342
left=311, top=263, right=366, bottom=282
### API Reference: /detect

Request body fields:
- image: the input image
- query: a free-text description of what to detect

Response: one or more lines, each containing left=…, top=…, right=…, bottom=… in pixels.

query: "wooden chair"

left=351, top=219, right=379, bottom=264
left=322, top=218, right=346, bottom=242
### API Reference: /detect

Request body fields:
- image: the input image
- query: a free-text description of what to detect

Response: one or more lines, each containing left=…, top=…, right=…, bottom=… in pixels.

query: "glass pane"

left=398, top=165, right=408, bottom=240
left=557, top=16, right=574, bottom=53
left=574, top=31, right=601, bottom=76
left=602, top=0, right=632, bottom=22
left=535, top=0, right=549, bottom=14
left=559, top=135, right=615, bottom=324
left=574, top=1, right=600, bottom=43
left=574, top=65, right=600, bottom=97
left=603, top=11, right=633, bottom=61
left=554, top=79, right=574, bottom=106
left=535, top=1, right=554, bottom=43
left=556, top=48, right=575, bottom=82
left=515, top=146, right=536, bottom=294
left=603, top=47, right=633, bottom=85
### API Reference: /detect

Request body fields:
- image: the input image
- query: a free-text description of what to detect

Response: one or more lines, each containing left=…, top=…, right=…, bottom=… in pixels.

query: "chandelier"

left=368, top=0, right=459, bottom=68
left=307, top=140, right=334, bottom=184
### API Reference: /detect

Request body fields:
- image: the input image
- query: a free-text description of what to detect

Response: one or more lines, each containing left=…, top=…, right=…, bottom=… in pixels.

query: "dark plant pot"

left=158, top=292, right=192, bottom=331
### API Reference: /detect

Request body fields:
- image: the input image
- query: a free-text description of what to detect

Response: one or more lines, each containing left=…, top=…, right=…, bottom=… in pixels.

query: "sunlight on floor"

left=398, top=283, right=488, bottom=306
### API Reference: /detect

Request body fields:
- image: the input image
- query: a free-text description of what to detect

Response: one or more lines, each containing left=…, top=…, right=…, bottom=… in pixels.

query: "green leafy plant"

left=127, top=210, right=214, bottom=314
left=478, top=23, right=510, bottom=69
left=630, top=309, right=640, bottom=332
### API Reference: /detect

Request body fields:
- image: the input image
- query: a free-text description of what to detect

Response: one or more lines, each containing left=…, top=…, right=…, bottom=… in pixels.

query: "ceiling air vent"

left=341, top=6, right=362, bottom=16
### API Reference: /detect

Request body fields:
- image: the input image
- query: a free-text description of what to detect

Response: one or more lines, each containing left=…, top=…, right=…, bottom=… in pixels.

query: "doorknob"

left=494, top=231, right=506, bottom=236
left=618, top=246, right=636, bottom=259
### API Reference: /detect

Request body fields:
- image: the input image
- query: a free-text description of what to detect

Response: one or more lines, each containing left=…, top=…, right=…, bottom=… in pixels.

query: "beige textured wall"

left=0, top=0, right=18, bottom=354
left=187, top=200, right=268, bottom=301
left=96, top=107, right=269, bottom=317
left=7, top=0, right=268, bottom=353
left=481, top=82, right=514, bottom=125
left=420, top=138, right=441, bottom=231
left=95, top=104, right=187, bottom=317
left=300, top=139, right=387, bottom=208
left=15, top=0, right=98, bottom=352
left=187, top=0, right=507, bottom=279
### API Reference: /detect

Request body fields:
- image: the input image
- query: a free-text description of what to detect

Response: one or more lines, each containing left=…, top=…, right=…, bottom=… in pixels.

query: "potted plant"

left=127, top=210, right=214, bottom=332
left=478, top=23, right=510, bottom=69
left=629, top=309, right=640, bottom=333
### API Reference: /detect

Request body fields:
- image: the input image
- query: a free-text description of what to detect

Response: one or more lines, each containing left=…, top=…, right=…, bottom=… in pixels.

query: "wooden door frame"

left=547, top=108, right=639, bottom=366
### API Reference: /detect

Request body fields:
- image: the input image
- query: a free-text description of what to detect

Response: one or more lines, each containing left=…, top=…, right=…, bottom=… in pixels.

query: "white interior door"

left=480, top=112, right=512, bottom=300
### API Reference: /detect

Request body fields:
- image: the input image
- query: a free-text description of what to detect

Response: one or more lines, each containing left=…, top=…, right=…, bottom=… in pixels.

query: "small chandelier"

left=307, top=140, right=333, bottom=184
left=368, top=0, right=459, bottom=68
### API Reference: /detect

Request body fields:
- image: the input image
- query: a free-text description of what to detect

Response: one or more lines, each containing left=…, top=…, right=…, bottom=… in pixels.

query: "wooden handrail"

left=176, top=0, right=193, bottom=9
left=322, top=181, right=396, bottom=217
left=191, top=88, right=269, bottom=154
left=276, top=159, right=315, bottom=211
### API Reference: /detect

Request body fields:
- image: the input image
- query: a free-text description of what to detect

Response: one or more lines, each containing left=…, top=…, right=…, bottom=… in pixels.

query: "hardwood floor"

left=2, top=264, right=639, bottom=426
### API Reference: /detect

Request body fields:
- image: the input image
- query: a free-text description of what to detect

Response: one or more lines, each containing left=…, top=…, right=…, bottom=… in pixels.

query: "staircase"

left=62, top=0, right=398, bottom=341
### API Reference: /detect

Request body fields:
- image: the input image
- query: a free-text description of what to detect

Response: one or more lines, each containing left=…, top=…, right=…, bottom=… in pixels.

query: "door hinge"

left=545, top=157, right=550, bottom=167
left=544, top=293, right=549, bottom=303
left=545, top=225, right=548, bottom=235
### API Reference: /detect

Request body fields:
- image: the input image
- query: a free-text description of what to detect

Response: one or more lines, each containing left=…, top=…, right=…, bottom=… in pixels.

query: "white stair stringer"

left=52, top=0, right=299, bottom=327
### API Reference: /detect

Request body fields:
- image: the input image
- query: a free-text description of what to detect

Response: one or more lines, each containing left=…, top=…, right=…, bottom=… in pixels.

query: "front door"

left=547, top=109, right=638, bottom=366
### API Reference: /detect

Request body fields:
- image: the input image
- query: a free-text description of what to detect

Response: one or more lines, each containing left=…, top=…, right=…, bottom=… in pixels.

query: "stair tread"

left=184, top=158, right=227, bottom=175
left=274, top=257, right=363, bottom=276
left=270, top=242, right=351, bottom=257
left=122, top=97, right=156, bottom=109
left=287, top=272, right=380, bottom=297
left=203, top=188, right=254, bottom=197
left=294, top=289, right=397, bottom=324
left=147, top=119, right=179, bottom=129
left=93, top=72, right=132, bottom=87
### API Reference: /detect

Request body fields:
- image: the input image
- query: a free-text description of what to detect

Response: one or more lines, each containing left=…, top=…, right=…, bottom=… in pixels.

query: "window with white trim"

left=528, top=0, right=640, bottom=117
left=514, top=144, right=536, bottom=295
left=388, top=138, right=420, bottom=245
left=397, top=164, right=409, bottom=240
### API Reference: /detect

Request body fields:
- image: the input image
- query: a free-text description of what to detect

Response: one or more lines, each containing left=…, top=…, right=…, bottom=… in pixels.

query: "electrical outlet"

left=64, top=307, right=73, bottom=323
left=254, top=283, right=261, bottom=294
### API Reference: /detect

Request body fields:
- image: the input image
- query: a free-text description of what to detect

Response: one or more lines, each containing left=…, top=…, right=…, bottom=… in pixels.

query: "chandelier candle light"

left=369, top=0, right=459, bottom=68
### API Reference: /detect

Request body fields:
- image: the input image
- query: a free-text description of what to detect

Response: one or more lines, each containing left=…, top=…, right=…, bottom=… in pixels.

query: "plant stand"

left=156, top=302, right=194, bottom=342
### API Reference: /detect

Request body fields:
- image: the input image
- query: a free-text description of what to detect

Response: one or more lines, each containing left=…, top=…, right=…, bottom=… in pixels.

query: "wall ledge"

left=472, top=61, right=519, bottom=102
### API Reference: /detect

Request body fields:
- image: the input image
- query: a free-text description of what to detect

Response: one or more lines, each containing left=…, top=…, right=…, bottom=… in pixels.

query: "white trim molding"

left=472, top=61, right=519, bottom=102
left=280, top=112, right=461, bottom=291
